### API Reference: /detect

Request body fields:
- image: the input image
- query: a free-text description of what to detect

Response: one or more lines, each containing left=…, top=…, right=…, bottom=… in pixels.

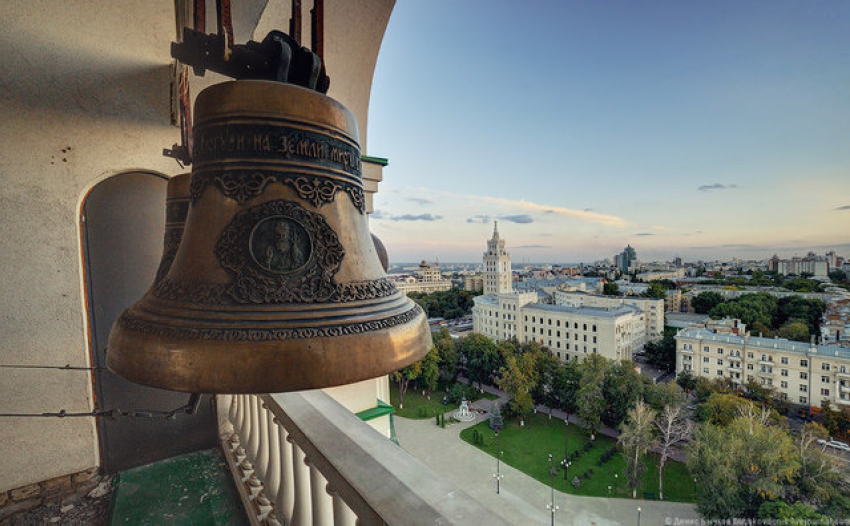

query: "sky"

left=366, top=1, right=850, bottom=264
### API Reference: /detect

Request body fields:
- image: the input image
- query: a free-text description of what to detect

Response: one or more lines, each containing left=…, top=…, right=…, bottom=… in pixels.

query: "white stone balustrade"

left=219, top=391, right=508, bottom=526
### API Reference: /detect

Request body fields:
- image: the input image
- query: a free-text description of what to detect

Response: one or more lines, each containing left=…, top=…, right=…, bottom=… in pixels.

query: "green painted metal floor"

left=109, top=449, right=248, bottom=526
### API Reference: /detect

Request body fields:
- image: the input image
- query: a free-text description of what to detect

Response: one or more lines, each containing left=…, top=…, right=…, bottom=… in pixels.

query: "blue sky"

left=367, top=1, right=850, bottom=264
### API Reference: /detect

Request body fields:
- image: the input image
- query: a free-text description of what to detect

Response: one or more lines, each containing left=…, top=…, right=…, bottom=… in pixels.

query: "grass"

left=460, top=412, right=696, bottom=502
left=389, top=379, right=497, bottom=419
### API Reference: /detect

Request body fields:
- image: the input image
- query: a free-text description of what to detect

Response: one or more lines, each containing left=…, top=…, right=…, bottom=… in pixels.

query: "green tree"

left=777, top=296, right=825, bottom=336
left=691, top=291, right=724, bottom=314
left=644, top=326, right=677, bottom=372
left=497, top=353, right=537, bottom=419
left=603, top=282, right=620, bottom=296
left=697, top=392, right=749, bottom=426
left=676, top=371, right=698, bottom=392
left=391, top=361, right=422, bottom=409
left=793, top=422, right=843, bottom=505
left=618, top=400, right=658, bottom=498
left=458, top=333, right=499, bottom=389
left=603, top=360, right=647, bottom=427
left=419, top=348, right=441, bottom=392
left=433, top=327, right=459, bottom=381
left=777, top=320, right=809, bottom=342
left=647, top=381, right=687, bottom=412
left=688, top=407, right=800, bottom=519
left=829, top=269, right=847, bottom=283
left=641, top=281, right=668, bottom=299
left=758, top=501, right=830, bottom=521
left=576, top=354, right=608, bottom=439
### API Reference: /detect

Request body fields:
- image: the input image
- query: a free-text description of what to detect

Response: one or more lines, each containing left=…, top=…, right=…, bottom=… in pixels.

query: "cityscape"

left=2, top=1, right=849, bottom=526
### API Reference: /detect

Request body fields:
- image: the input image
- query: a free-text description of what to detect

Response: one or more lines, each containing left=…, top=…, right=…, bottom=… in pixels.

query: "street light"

left=608, top=485, right=612, bottom=497
left=547, top=453, right=559, bottom=526
left=637, top=506, right=642, bottom=526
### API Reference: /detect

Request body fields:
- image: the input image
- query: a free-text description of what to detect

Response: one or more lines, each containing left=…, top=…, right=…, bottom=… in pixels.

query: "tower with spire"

left=483, top=221, right=512, bottom=294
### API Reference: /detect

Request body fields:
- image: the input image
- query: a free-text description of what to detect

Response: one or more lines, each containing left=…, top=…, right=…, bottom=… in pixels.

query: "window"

left=548, top=330, right=551, bottom=336
left=781, top=381, right=788, bottom=389
left=532, top=317, right=536, bottom=323
left=524, top=316, right=528, bottom=322
left=801, top=359, right=808, bottom=367
left=821, top=388, right=830, bottom=396
left=592, top=325, right=597, bottom=332
left=548, top=319, right=552, bottom=325
left=718, top=348, right=724, bottom=355
left=574, top=323, right=578, bottom=329
left=747, top=352, right=753, bottom=359
left=703, top=368, right=710, bottom=374
left=800, top=372, right=808, bottom=380
left=800, top=396, right=807, bottom=404
left=593, top=336, right=597, bottom=343
left=800, top=385, right=807, bottom=393
left=704, top=357, right=710, bottom=363
left=583, top=324, right=587, bottom=331
left=557, top=321, right=561, bottom=327
left=557, top=352, right=561, bottom=358
left=583, top=335, right=587, bottom=342
left=704, top=346, right=709, bottom=352
left=556, top=341, right=561, bottom=349
left=557, top=331, right=560, bottom=338
left=747, top=364, right=754, bottom=370
left=781, top=357, right=788, bottom=365
left=822, top=363, right=831, bottom=371
left=717, top=371, right=723, bottom=377
left=781, top=369, right=788, bottom=377
left=822, top=376, right=830, bottom=383
left=717, top=359, right=723, bottom=366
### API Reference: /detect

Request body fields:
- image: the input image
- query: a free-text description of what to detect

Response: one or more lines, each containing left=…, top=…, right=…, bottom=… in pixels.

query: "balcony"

left=839, top=382, right=850, bottom=393
left=838, top=370, right=850, bottom=380
left=757, top=369, right=773, bottom=378
left=727, top=363, right=742, bottom=372
left=219, top=391, right=507, bottom=525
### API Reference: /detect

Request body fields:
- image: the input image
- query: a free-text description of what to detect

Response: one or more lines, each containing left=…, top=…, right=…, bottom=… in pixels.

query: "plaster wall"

left=0, top=0, right=395, bottom=491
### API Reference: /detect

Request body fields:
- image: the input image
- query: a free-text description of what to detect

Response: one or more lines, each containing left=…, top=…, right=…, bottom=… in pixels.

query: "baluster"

left=254, top=400, right=270, bottom=482
left=309, top=464, right=333, bottom=526
left=247, top=395, right=261, bottom=462
left=331, top=492, right=357, bottom=526
left=264, top=409, right=281, bottom=509
left=275, top=418, right=295, bottom=525
left=289, top=443, right=312, bottom=526
left=227, top=394, right=238, bottom=430
left=235, top=394, right=247, bottom=440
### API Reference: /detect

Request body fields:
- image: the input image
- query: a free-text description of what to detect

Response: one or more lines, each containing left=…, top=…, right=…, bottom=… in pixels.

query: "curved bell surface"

left=107, top=81, right=431, bottom=393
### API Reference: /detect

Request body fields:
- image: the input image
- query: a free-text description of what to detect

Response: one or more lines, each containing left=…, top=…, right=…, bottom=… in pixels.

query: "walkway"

left=395, top=400, right=700, bottom=525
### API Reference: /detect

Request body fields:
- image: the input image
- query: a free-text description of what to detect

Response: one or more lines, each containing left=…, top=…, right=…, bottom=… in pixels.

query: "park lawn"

left=460, top=412, right=695, bottom=503
left=390, top=380, right=497, bottom=419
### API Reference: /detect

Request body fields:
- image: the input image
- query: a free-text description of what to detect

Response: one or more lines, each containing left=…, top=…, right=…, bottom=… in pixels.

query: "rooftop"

left=524, top=303, right=638, bottom=318
left=676, top=328, right=850, bottom=361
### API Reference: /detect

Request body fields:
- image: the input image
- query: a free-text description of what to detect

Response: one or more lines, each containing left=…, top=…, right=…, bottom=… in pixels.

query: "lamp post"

left=637, top=506, right=642, bottom=526
left=547, top=453, right=559, bottom=526
left=490, top=402, right=504, bottom=494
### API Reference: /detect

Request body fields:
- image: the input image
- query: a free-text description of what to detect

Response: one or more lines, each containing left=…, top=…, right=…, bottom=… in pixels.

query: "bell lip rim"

left=105, top=308, right=431, bottom=394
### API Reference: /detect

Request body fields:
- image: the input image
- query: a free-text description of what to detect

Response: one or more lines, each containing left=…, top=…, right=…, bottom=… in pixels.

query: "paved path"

left=395, top=402, right=700, bottom=526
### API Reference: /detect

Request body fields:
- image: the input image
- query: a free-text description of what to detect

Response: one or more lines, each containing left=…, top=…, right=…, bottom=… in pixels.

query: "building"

left=769, top=252, right=831, bottom=278
left=473, top=226, right=646, bottom=361
left=676, top=320, right=850, bottom=409
left=821, top=297, right=850, bottom=346
left=462, top=274, right=484, bottom=292
left=615, top=245, right=637, bottom=272
left=392, top=260, right=453, bottom=294
left=552, top=290, right=663, bottom=343
left=636, top=269, right=685, bottom=282
left=483, top=221, right=512, bottom=294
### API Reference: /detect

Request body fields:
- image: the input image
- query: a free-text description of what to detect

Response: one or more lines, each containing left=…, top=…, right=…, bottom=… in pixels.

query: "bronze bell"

left=107, top=81, right=431, bottom=393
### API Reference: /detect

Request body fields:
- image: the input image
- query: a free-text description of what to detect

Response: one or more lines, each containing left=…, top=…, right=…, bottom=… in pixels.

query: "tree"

left=793, top=422, right=843, bottom=505
left=618, top=400, right=658, bottom=498
left=458, top=333, right=499, bottom=389
left=829, top=269, right=847, bottom=283
left=497, top=353, right=536, bottom=419
left=676, top=371, right=698, bottom=392
left=697, top=392, right=749, bottom=426
left=692, top=291, right=724, bottom=314
left=641, top=281, right=667, bottom=299
left=688, top=407, right=800, bottom=519
left=777, top=297, right=825, bottom=336
left=655, top=401, right=693, bottom=500
left=419, top=348, right=441, bottom=392
left=644, top=327, right=677, bottom=372
left=603, top=282, right=620, bottom=296
left=777, top=320, right=809, bottom=342
left=576, top=354, right=608, bottom=440
left=531, top=350, right=562, bottom=416
left=433, top=328, right=459, bottom=381
left=391, top=361, right=422, bottom=409
left=603, top=360, right=647, bottom=427
left=647, top=381, right=686, bottom=412
left=758, top=501, right=830, bottom=522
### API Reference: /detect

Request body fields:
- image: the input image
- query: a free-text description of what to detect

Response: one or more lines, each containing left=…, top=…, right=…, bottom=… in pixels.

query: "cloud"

left=467, top=215, right=491, bottom=224
left=441, top=191, right=626, bottom=227
left=371, top=210, right=386, bottom=219
left=511, top=245, right=552, bottom=249
left=499, top=214, right=534, bottom=224
left=391, top=214, right=442, bottom=222
left=407, top=197, right=433, bottom=205
left=635, top=233, right=654, bottom=236
left=698, top=183, right=738, bottom=192
left=835, top=205, right=850, bottom=211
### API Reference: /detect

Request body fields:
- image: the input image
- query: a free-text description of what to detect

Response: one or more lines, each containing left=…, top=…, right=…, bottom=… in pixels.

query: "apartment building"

left=553, top=290, right=663, bottom=343
left=393, top=260, right=453, bottom=294
left=676, top=322, right=850, bottom=409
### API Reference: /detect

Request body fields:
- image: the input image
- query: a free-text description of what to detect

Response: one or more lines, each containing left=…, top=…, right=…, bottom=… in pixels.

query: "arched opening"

left=80, top=170, right=217, bottom=472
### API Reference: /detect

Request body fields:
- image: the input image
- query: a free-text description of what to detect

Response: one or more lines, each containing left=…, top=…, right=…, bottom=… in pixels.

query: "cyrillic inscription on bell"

left=107, top=81, right=431, bottom=393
